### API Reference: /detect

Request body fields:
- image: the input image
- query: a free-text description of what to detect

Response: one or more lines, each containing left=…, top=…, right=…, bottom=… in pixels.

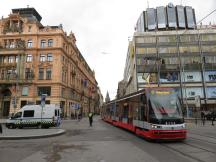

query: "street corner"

left=0, top=128, right=66, bottom=140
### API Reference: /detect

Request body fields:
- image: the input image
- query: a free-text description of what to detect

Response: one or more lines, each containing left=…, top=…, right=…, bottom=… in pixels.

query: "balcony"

left=0, top=74, right=33, bottom=84
left=0, top=62, right=17, bottom=68
left=0, top=40, right=26, bottom=54
left=204, top=63, right=216, bottom=71
left=160, top=64, right=180, bottom=71
left=182, top=63, right=202, bottom=71
left=137, top=65, right=157, bottom=73
left=0, top=79, right=32, bottom=84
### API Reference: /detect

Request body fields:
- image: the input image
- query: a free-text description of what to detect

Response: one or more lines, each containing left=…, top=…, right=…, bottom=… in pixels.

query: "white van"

left=6, top=104, right=61, bottom=129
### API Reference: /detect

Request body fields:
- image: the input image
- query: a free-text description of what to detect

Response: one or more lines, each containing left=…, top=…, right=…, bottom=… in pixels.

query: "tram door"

left=123, top=103, right=129, bottom=124
left=139, top=94, right=147, bottom=121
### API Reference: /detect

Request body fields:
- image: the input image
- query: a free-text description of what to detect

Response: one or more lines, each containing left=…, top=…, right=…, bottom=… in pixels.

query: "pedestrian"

left=78, top=113, right=82, bottom=122
left=57, top=116, right=61, bottom=127
left=0, top=124, right=2, bottom=134
left=211, top=111, right=215, bottom=126
left=201, top=111, right=205, bottom=126
left=88, top=112, right=93, bottom=127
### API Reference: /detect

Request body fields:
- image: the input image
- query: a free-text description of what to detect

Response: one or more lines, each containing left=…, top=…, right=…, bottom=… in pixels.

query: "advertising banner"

left=182, top=71, right=202, bottom=82
left=205, top=71, right=216, bottom=82
left=206, top=87, right=216, bottom=98
left=183, top=87, right=203, bottom=98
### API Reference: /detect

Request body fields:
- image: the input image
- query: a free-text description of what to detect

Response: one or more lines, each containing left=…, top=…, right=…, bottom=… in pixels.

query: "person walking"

left=88, top=112, right=93, bottom=127
left=211, top=111, right=215, bottom=126
left=0, top=124, right=2, bottom=134
left=201, top=111, right=205, bottom=126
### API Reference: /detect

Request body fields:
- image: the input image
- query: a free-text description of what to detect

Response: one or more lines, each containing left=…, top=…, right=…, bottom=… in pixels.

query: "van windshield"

left=13, top=112, right=22, bottom=118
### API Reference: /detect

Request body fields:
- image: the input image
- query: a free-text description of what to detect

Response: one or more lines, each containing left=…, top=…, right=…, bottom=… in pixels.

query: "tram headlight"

left=151, top=125, right=161, bottom=129
left=152, top=125, right=157, bottom=128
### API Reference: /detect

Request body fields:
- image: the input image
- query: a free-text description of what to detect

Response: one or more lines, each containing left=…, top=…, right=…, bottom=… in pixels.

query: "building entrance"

left=3, top=101, right=10, bottom=117
left=0, top=89, right=12, bottom=118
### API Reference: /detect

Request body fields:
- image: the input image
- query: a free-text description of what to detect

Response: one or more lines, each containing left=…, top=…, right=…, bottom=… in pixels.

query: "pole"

left=41, top=104, right=43, bottom=124
left=14, top=54, right=21, bottom=112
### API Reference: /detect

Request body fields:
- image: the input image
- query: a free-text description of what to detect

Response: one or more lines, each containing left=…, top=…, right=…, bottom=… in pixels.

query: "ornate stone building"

left=0, top=8, right=99, bottom=118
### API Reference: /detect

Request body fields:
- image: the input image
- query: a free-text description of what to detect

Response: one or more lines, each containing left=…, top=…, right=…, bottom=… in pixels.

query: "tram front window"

left=149, top=92, right=183, bottom=124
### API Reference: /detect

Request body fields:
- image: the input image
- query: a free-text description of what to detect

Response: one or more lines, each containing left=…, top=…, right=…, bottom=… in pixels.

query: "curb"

left=0, top=129, right=66, bottom=140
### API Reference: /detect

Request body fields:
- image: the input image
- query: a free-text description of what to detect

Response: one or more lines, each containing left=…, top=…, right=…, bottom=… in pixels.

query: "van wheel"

left=38, top=124, right=42, bottom=129
left=10, top=124, right=16, bottom=129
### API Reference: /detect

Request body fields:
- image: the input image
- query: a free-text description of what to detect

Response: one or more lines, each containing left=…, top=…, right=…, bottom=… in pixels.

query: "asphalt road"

left=0, top=116, right=215, bottom=162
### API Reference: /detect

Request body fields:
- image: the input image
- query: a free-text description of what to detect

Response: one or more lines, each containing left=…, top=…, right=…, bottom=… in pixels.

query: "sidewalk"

left=0, top=123, right=65, bottom=140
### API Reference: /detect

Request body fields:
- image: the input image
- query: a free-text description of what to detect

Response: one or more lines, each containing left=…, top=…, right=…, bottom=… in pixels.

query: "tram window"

left=140, top=106, right=145, bottom=121
left=123, top=105, right=129, bottom=118
left=138, top=103, right=147, bottom=121
left=140, top=94, right=146, bottom=103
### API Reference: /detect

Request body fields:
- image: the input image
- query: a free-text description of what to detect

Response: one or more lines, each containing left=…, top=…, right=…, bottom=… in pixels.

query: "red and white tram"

left=102, top=88, right=187, bottom=141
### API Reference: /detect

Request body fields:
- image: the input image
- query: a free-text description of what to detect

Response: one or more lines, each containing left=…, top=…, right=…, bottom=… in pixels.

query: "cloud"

left=1, top=0, right=216, bottom=99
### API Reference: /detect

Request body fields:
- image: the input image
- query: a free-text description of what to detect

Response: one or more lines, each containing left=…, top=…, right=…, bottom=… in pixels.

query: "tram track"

left=160, top=133, right=216, bottom=162
left=161, top=141, right=214, bottom=162
left=189, top=132, right=216, bottom=140
left=188, top=132, right=216, bottom=145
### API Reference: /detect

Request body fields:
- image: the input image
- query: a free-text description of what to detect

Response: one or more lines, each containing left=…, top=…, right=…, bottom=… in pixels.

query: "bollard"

left=0, top=124, right=2, bottom=134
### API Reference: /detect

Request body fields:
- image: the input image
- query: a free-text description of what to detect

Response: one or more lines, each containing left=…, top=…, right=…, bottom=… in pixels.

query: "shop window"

left=137, top=73, right=157, bottom=83
left=37, top=87, right=51, bottom=96
left=160, top=72, right=179, bottom=82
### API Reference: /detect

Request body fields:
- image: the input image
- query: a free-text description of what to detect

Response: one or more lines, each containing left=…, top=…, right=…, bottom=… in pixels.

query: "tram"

left=102, top=87, right=187, bottom=140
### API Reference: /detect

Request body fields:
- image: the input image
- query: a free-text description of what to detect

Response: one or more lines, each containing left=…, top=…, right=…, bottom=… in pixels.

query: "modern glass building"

left=123, top=5, right=216, bottom=116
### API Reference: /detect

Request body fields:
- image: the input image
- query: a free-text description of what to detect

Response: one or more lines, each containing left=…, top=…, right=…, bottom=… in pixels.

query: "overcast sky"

left=1, top=0, right=216, bottom=99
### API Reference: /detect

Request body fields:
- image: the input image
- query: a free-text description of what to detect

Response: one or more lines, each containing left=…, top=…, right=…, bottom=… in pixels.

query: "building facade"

left=123, top=5, right=216, bottom=116
left=0, top=8, right=99, bottom=118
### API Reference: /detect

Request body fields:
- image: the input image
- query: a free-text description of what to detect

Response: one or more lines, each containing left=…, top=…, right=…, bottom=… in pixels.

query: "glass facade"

left=156, top=6, right=166, bottom=29
left=147, top=8, right=157, bottom=30
left=176, top=5, right=186, bottom=28
left=134, top=31, right=216, bottom=110
left=185, top=6, right=195, bottom=29
left=167, top=6, right=177, bottom=28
